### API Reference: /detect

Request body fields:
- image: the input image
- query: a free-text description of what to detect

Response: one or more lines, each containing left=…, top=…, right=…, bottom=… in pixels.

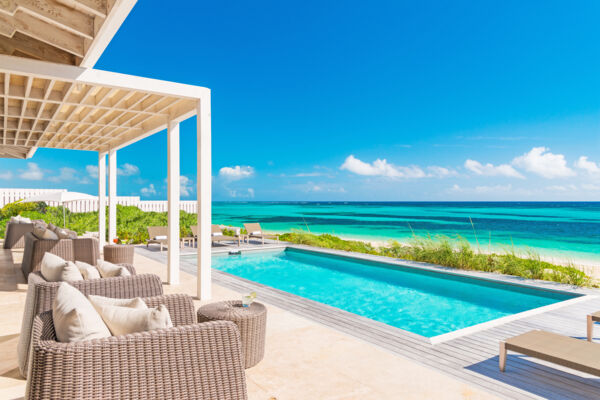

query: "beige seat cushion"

left=52, top=282, right=111, bottom=342
left=88, top=295, right=147, bottom=310
left=41, top=253, right=83, bottom=282
left=74, top=261, right=101, bottom=280
left=56, top=228, right=77, bottom=239
left=96, top=259, right=131, bottom=278
left=92, top=302, right=172, bottom=336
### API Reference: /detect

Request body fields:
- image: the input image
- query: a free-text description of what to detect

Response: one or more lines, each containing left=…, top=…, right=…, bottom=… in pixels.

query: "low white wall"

left=0, top=188, right=197, bottom=213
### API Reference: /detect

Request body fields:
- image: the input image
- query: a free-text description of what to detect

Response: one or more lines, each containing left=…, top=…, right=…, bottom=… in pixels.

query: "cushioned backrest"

left=147, top=226, right=168, bottom=238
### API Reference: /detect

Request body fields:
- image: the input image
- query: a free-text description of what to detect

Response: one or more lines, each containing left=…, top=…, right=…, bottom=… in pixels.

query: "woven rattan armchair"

left=27, top=294, right=248, bottom=400
left=21, top=232, right=99, bottom=277
left=3, top=221, right=33, bottom=249
left=17, top=268, right=163, bottom=378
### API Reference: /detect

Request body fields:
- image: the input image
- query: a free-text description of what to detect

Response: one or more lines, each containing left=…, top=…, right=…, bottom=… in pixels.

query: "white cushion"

left=88, top=295, right=147, bottom=310
left=96, top=259, right=131, bottom=278
left=11, top=215, right=31, bottom=224
left=41, top=254, right=83, bottom=282
left=75, top=261, right=101, bottom=280
left=92, top=303, right=172, bottom=336
left=52, top=282, right=111, bottom=343
left=251, top=230, right=262, bottom=236
left=154, top=235, right=167, bottom=240
left=211, top=232, right=223, bottom=237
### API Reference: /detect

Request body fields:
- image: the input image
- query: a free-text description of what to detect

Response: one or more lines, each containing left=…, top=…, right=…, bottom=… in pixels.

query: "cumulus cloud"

left=20, top=163, right=43, bottom=180
left=575, top=156, right=600, bottom=176
left=48, top=167, right=77, bottom=183
left=0, top=171, right=12, bottom=180
left=464, top=159, right=524, bottom=179
left=86, top=165, right=98, bottom=178
left=340, top=155, right=426, bottom=178
left=117, top=163, right=140, bottom=176
left=180, top=176, right=194, bottom=197
left=427, top=166, right=458, bottom=178
left=140, top=184, right=156, bottom=196
left=582, top=183, right=600, bottom=191
left=228, top=188, right=255, bottom=198
left=219, top=165, right=255, bottom=180
left=512, top=147, right=575, bottom=179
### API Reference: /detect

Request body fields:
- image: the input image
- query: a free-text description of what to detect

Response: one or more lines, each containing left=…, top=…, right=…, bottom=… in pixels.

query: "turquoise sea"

left=213, top=202, right=600, bottom=265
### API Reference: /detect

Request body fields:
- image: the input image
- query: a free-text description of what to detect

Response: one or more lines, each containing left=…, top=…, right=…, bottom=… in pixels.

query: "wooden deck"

left=146, top=245, right=600, bottom=399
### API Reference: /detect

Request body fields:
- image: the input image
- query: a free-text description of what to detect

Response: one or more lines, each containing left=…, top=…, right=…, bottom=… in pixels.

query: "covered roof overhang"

left=0, top=54, right=209, bottom=157
left=0, top=0, right=137, bottom=67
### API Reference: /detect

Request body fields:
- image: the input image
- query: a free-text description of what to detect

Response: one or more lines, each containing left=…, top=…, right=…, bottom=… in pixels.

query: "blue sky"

left=1, top=0, right=599, bottom=201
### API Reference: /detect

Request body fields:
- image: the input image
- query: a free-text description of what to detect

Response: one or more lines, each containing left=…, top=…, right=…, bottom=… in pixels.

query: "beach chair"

left=499, top=330, right=600, bottom=376
left=243, top=223, right=279, bottom=245
left=587, top=311, right=600, bottom=341
left=146, top=226, right=168, bottom=251
left=210, top=224, right=240, bottom=246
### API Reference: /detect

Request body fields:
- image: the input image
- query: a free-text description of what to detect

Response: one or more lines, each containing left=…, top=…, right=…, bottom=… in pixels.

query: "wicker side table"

left=103, top=244, right=134, bottom=265
left=197, top=300, right=267, bottom=368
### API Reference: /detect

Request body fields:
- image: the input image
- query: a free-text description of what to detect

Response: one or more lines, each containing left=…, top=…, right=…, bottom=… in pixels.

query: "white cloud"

left=117, top=163, right=140, bottom=176
left=228, top=188, right=255, bottom=198
left=219, top=165, right=255, bottom=180
left=19, top=163, right=43, bottom=180
left=575, top=156, right=600, bottom=176
left=512, top=147, right=575, bottom=179
left=449, top=184, right=462, bottom=192
left=48, top=167, right=77, bottom=183
left=546, top=184, right=577, bottom=192
left=0, top=171, right=12, bottom=179
left=474, top=184, right=513, bottom=193
left=582, top=184, right=600, bottom=191
left=86, top=165, right=99, bottom=178
left=180, top=176, right=194, bottom=197
left=427, top=166, right=458, bottom=178
left=140, top=184, right=156, bottom=196
left=464, top=159, right=524, bottom=179
left=340, top=155, right=426, bottom=178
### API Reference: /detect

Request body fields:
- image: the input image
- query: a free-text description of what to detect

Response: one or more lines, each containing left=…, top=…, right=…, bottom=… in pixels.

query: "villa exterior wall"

left=0, top=189, right=197, bottom=213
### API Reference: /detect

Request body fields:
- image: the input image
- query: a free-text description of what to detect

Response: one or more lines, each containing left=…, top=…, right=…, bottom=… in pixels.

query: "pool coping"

left=207, top=243, right=598, bottom=344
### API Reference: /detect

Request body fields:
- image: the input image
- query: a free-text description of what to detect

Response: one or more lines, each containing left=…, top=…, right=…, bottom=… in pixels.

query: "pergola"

left=0, top=0, right=212, bottom=299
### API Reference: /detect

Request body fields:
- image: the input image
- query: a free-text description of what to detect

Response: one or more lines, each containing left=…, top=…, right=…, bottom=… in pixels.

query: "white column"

left=197, top=93, right=211, bottom=300
left=167, top=119, right=180, bottom=285
left=98, top=152, right=107, bottom=253
left=108, top=149, right=117, bottom=243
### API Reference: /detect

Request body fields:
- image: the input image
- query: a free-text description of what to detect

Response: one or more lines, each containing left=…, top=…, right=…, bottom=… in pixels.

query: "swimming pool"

left=209, top=247, right=579, bottom=338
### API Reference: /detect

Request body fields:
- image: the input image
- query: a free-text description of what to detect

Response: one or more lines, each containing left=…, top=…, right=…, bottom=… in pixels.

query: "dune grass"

left=279, top=231, right=592, bottom=287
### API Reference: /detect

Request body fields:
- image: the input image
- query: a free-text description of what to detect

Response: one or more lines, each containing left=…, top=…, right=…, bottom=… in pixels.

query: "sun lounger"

left=210, top=225, right=240, bottom=246
left=147, top=226, right=168, bottom=251
left=243, top=223, right=279, bottom=245
left=587, top=311, right=600, bottom=341
left=499, top=330, right=600, bottom=376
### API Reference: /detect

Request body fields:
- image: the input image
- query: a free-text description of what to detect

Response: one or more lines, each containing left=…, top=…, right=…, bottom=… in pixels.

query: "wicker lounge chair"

left=21, top=232, right=99, bottom=277
left=146, top=226, right=168, bottom=251
left=587, top=311, right=600, bottom=341
left=3, top=221, right=33, bottom=249
left=17, top=267, right=163, bottom=378
left=499, top=330, right=600, bottom=376
left=209, top=224, right=240, bottom=246
left=244, top=223, right=279, bottom=245
left=27, top=294, right=248, bottom=400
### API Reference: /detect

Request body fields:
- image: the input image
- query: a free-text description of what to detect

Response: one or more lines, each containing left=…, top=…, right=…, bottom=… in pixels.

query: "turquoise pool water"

left=210, top=248, right=578, bottom=337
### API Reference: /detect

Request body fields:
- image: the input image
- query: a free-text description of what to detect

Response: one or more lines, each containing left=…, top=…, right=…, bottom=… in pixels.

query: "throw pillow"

left=52, top=282, right=111, bottom=342
left=32, top=224, right=59, bottom=240
left=41, top=253, right=83, bottom=282
left=96, top=259, right=131, bottom=278
left=92, top=303, right=172, bottom=336
left=88, top=295, right=147, bottom=310
left=74, top=261, right=101, bottom=280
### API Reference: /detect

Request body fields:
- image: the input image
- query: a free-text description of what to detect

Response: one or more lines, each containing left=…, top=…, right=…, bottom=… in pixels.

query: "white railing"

left=0, top=188, right=197, bottom=213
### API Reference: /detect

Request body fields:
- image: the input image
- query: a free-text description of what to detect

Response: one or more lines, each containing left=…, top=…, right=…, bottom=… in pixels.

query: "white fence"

left=0, top=188, right=197, bottom=213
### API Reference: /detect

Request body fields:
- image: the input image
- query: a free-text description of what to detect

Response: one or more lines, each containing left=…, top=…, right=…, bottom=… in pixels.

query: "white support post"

left=197, top=93, right=211, bottom=300
left=98, top=152, right=107, bottom=253
left=108, top=149, right=117, bottom=243
left=167, top=119, right=180, bottom=285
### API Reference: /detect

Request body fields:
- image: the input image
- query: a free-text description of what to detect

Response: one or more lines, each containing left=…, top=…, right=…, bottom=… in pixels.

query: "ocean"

left=212, top=202, right=600, bottom=265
